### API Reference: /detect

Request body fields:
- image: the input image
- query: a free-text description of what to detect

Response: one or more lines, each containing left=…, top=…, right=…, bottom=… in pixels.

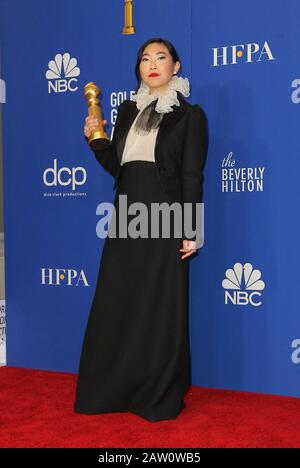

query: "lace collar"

left=132, top=75, right=190, bottom=114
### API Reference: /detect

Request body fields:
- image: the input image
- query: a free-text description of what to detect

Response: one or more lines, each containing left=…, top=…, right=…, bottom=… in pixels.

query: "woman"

left=74, top=38, right=209, bottom=422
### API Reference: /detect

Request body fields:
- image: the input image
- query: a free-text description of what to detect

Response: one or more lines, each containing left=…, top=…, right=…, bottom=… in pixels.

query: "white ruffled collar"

left=132, top=75, right=190, bottom=114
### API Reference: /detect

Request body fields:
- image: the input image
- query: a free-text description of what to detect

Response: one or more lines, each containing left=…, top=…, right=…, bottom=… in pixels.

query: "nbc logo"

left=45, top=53, right=80, bottom=94
left=222, top=262, right=265, bottom=306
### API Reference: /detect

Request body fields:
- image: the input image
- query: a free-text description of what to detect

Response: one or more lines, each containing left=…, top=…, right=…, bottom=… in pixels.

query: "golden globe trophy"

left=123, top=0, right=135, bottom=34
left=83, top=82, right=109, bottom=150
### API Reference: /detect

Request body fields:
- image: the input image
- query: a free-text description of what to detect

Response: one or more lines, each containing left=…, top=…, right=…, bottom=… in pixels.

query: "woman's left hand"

left=180, top=240, right=198, bottom=259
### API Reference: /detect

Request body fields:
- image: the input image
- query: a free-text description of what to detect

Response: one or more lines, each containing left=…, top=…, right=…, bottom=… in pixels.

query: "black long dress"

left=73, top=158, right=191, bottom=422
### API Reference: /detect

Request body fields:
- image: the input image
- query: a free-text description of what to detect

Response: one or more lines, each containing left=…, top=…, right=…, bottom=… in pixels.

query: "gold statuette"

left=83, top=82, right=109, bottom=148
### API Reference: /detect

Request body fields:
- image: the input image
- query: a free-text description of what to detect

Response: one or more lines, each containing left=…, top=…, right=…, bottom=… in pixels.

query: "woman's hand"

left=180, top=240, right=198, bottom=259
left=84, top=116, right=108, bottom=139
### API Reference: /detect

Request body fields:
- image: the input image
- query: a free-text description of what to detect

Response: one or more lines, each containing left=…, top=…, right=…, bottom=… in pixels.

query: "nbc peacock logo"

left=222, top=262, right=265, bottom=306
left=45, top=53, right=80, bottom=94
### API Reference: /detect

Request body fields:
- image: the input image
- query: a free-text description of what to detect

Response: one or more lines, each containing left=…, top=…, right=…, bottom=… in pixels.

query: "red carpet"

left=0, top=365, right=299, bottom=448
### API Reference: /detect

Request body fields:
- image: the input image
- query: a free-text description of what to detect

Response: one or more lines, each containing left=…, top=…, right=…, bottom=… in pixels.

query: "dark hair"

left=132, top=38, right=181, bottom=135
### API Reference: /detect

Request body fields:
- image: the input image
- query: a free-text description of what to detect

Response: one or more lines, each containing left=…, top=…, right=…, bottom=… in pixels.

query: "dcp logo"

left=43, top=158, right=87, bottom=191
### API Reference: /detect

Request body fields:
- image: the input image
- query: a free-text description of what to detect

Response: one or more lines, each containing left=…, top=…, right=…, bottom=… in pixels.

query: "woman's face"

left=139, top=42, right=180, bottom=95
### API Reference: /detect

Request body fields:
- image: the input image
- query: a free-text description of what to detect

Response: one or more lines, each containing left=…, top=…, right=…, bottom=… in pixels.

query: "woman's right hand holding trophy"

left=84, top=116, right=108, bottom=139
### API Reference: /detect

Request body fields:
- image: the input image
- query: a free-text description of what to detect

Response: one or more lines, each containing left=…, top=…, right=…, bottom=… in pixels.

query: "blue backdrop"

left=0, top=0, right=299, bottom=398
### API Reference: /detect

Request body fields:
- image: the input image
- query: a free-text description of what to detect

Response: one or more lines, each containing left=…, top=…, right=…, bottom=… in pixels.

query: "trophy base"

left=122, top=26, right=135, bottom=34
left=88, top=137, right=110, bottom=151
left=89, top=129, right=109, bottom=140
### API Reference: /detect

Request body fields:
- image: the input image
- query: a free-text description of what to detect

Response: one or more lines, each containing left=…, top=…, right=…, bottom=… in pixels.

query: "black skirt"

left=73, top=161, right=191, bottom=422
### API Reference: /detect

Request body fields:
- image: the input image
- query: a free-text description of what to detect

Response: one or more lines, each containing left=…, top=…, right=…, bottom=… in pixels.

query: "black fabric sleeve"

left=85, top=101, right=125, bottom=178
left=181, top=104, right=209, bottom=244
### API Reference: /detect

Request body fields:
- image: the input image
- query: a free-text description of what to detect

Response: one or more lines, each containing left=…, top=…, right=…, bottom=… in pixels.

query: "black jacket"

left=87, top=91, right=209, bottom=241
